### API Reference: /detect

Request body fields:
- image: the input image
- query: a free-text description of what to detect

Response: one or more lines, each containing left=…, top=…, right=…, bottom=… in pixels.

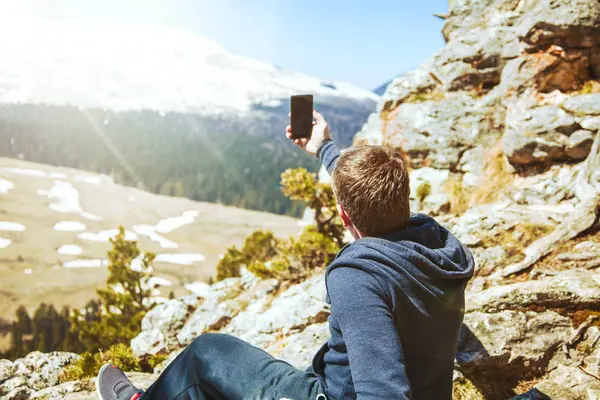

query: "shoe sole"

left=96, top=363, right=111, bottom=400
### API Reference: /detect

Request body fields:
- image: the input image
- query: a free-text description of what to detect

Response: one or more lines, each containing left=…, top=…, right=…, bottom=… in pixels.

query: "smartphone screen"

left=290, top=94, right=313, bottom=139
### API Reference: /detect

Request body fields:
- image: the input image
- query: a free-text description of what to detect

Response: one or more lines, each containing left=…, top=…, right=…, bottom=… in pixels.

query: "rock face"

left=355, top=0, right=600, bottom=197
left=352, top=1, right=600, bottom=397
left=0, top=352, right=79, bottom=398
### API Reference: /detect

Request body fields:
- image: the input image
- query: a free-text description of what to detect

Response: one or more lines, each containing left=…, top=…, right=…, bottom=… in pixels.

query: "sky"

left=0, top=0, right=448, bottom=90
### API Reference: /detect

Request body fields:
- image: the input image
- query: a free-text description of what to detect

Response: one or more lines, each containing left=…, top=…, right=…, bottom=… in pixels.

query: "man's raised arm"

left=316, top=139, right=339, bottom=176
left=286, top=109, right=340, bottom=175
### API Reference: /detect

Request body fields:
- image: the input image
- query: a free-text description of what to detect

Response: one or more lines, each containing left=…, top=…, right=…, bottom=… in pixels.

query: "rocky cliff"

left=2, top=0, right=600, bottom=399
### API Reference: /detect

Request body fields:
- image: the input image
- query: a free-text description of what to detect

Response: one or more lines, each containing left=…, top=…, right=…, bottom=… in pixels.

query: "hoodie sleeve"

left=327, top=266, right=412, bottom=400
left=316, top=139, right=340, bottom=176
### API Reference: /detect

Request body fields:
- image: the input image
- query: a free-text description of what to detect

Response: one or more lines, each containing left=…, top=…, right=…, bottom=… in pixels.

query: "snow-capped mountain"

left=0, top=22, right=378, bottom=215
left=0, top=22, right=378, bottom=114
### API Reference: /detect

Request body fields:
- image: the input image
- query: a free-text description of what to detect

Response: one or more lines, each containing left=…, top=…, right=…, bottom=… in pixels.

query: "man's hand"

left=286, top=110, right=331, bottom=157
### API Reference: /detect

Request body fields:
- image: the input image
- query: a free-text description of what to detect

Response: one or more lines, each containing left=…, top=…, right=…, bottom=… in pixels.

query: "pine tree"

left=9, top=306, right=32, bottom=358
left=70, top=226, right=155, bottom=352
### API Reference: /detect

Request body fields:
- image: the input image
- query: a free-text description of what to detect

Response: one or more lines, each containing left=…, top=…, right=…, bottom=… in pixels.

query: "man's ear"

left=336, top=203, right=352, bottom=228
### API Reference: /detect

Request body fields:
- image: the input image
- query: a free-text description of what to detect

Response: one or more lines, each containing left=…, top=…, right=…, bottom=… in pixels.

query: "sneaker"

left=96, top=363, right=144, bottom=400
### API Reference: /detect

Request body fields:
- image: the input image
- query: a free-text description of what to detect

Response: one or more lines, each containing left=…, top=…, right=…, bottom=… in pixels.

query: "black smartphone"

left=290, top=94, right=313, bottom=139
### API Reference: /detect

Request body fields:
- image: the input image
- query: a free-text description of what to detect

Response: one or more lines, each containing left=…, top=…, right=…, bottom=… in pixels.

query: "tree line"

left=0, top=102, right=370, bottom=216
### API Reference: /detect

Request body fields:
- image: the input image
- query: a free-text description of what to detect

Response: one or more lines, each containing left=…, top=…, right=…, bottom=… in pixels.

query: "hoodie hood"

left=325, top=213, right=474, bottom=306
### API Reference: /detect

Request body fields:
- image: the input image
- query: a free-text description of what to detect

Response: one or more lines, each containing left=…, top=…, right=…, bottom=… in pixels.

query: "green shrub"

left=220, top=167, right=344, bottom=282
left=62, top=352, right=98, bottom=382
left=416, top=181, right=431, bottom=204
left=62, top=343, right=142, bottom=382
left=146, top=353, right=168, bottom=370
left=216, top=231, right=280, bottom=281
left=403, top=88, right=445, bottom=104
left=103, top=343, right=141, bottom=372
left=215, top=246, right=244, bottom=281
left=248, top=227, right=339, bottom=281
left=579, top=80, right=600, bottom=94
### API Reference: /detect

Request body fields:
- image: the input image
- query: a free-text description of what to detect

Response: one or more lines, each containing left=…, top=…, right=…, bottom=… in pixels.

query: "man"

left=97, top=110, right=474, bottom=400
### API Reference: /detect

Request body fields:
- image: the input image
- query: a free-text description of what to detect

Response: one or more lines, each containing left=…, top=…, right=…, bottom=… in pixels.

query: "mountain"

left=0, top=157, right=301, bottom=349
left=0, top=23, right=378, bottom=216
left=0, top=23, right=378, bottom=115
left=372, top=78, right=394, bottom=96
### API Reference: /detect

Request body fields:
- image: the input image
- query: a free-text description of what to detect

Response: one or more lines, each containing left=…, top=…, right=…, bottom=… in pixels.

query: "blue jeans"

left=141, top=333, right=328, bottom=400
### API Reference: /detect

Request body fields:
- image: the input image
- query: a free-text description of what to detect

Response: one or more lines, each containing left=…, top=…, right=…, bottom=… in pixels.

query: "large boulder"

left=131, top=295, right=201, bottom=356
left=458, top=310, right=572, bottom=388
left=0, top=352, right=79, bottom=396
left=381, top=92, right=503, bottom=170
left=357, top=0, right=600, bottom=180
left=271, top=323, right=330, bottom=370
left=466, top=269, right=600, bottom=313
left=177, top=276, right=280, bottom=347
left=225, top=274, right=329, bottom=349
left=533, top=364, right=600, bottom=399
left=502, top=104, right=581, bottom=166
left=563, top=94, right=600, bottom=116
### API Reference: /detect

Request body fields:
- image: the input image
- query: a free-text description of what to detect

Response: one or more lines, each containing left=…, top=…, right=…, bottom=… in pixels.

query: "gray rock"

left=131, top=297, right=198, bottom=356
left=239, top=266, right=262, bottom=290
left=30, top=385, right=67, bottom=399
left=131, top=328, right=165, bottom=357
left=583, top=331, right=600, bottom=376
left=410, top=167, right=450, bottom=200
left=460, top=234, right=482, bottom=247
left=3, top=387, right=32, bottom=400
left=467, top=269, right=600, bottom=313
left=227, top=274, right=329, bottom=349
left=574, top=241, right=600, bottom=252
left=502, top=105, right=578, bottom=166
left=9, top=351, right=79, bottom=391
left=380, top=67, right=436, bottom=108
left=0, top=359, right=16, bottom=383
left=522, top=0, right=600, bottom=43
left=563, top=94, right=600, bottom=116
left=209, top=276, right=245, bottom=299
left=581, top=116, right=600, bottom=131
left=176, top=297, right=243, bottom=346
left=274, top=323, right=330, bottom=369
left=534, top=364, right=600, bottom=399
left=462, top=172, right=479, bottom=187
left=458, top=147, right=485, bottom=173
left=1, top=376, right=27, bottom=395
left=472, top=246, right=507, bottom=274
left=421, top=194, right=451, bottom=216
left=184, top=281, right=212, bottom=298
left=353, top=110, right=384, bottom=146
left=410, top=167, right=451, bottom=214
left=383, top=93, right=501, bottom=169
left=457, top=310, right=572, bottom=377
left=141, top=298, right=190, bottom=333
left=567, top=130, right=594, bottom=160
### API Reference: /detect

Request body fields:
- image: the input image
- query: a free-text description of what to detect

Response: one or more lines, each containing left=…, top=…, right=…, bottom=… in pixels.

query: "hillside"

left=0, top=24, right=377, bottom=216
left=0, top=157, right=300, bottom=348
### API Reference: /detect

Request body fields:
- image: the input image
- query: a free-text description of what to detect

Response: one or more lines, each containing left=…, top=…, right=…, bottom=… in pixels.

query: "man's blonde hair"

left=332, top=145, right=410, bottom=236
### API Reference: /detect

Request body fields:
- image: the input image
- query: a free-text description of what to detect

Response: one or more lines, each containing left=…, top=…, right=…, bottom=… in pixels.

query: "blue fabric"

left=312, top=141, right=475, bottom=400
left=141, top=333, right=328, bottom=400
